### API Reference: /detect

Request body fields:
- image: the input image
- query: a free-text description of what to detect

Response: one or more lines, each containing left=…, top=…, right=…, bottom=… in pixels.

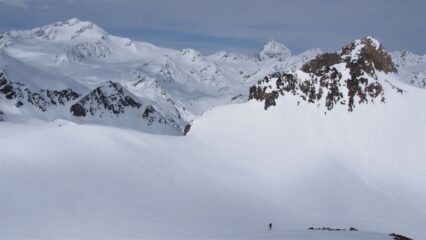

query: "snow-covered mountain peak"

left=250, top=37, right=401, bottom=111
left=65, top=18, right=81, bottom=25
left=178, top=48, right=203, bottom=62
left=259, top=39, right=292, bottom=60
left=0, top=18, right=107, bottom=46
left=390, top=49, right=426, bottom=88
left=69, top=80, right=141, bottom=118
left=35, top=18, right=107, bottom=42
left=341, top=36, right=387, bottom=63
left=208, top=51, right=252, bottom=62
left=297, top=48, right=323, bottom=61
left=391, top=49, right=425, bottom=66
left=337, top=36, right=397, bottom=78
left=4, top=19, right=418, bottom=135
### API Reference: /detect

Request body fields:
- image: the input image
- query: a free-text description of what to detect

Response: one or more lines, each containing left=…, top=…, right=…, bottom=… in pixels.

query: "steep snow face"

left=1, top=81, right=424, bottom=238
left=0, top=18, right=321, bottom=133
left=391, top=50, right=426, bottom=88
left=1, top=111, right=423, bottom=239
left=189, top=84, right=426, bottom=240
left=0, top=52, right=87, bottom=91
left=258, top=39, right=292, bottom=60
left=249, top=37, right=401, bottom=111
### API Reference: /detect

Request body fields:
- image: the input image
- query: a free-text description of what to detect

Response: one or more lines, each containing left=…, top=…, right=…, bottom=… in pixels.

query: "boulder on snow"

left=70, top=103, right=86, bottom=117
left=389, top=233, right=413, bottom=240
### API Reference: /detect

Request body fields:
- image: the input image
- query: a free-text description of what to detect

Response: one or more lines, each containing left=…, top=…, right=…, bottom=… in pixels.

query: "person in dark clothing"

left=269, top=222, right=272, bottom=230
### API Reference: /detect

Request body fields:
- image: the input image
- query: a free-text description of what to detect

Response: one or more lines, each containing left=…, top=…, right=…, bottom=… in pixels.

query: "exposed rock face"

left=69, top=80, right=177, bottom=129
left=249, top=37, right=402, bottom=111
left=70, top=103, right=86, bottom=117
left=389, top=233, right=413, bottom=240
left=45, top=89, right=80, bottom=105
left=0, top=72, right=17, bottom=100
left=70, top=81, right=141, bottom=117
left=142, top=105, right=159, bottom=125
left=1, top=71, right=181, bottom=134
left=183, top=122, right=192, bottom=135
left=302, top=53, right=341, bottom=74
left=0, top=71, right=80, bottom=111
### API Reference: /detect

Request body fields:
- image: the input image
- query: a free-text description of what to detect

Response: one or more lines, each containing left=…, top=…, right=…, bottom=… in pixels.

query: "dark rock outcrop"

left=389, top=233, right=413, bottom=240
left=70, top=81, right=141, bottom=117
left=1, top=72, right=180, bottom=133
left=183, top=122, right=192, bottom=135
left=249, top=37, right=402, bottom=112
left=68, top=81, right=178, bottom=129
left=1, top=71, right=80, bottom=111
left=308, top=227, right=348, bottom=231
left=70, top=103, right=86, bottom=117
left=0, top=72, right=17, bottom=100
left=142, top=105, right=157, bottom=125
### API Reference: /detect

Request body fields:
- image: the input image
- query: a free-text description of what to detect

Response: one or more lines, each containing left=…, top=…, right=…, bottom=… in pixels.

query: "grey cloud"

left=0, top=0, right=29, bottom=9
left=0, top=0, right=425, bottom=54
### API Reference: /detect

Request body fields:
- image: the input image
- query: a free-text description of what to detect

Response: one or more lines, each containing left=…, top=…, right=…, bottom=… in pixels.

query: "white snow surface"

left=258, top=39, right=292, bottom=60
left=1, top=77, right=426, bottom=239
left=1, top=19, right=426, bottom=239
left=391, top=50, right=426, bottom=88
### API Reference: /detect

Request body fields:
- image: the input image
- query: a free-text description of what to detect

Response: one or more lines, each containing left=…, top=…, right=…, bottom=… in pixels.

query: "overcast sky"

left=0, top=0, right=425, bottom=54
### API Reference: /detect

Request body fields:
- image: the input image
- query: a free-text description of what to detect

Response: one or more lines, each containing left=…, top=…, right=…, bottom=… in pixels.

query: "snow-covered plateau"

left=1, top=19, right=425, bottom=239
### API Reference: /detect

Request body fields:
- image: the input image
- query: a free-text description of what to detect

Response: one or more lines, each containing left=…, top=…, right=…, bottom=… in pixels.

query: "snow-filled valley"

left=1, top=19, right=426, bottom=239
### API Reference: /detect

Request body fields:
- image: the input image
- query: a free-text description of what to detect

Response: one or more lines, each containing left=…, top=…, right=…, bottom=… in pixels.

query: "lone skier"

left=269, top=222, right=272, bottom=230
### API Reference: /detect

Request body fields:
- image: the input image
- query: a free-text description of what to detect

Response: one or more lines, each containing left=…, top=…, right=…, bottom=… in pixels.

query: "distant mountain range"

left=0, top=18, right=424, bottom=134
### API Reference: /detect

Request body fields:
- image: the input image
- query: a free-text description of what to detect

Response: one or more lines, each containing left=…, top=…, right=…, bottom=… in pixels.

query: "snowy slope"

left=189, top=87, right=426, bottom=240
left=391, top=50, right=426, bottom=88
left=0, top=121, right=418, bottom=239
left=189, top=37, right=426, bottom=239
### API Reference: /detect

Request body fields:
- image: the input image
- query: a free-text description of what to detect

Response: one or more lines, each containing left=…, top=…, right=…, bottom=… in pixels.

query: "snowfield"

left=1, top=19, right=426, bottom=240
left=1, top=84, right=425, bottom=239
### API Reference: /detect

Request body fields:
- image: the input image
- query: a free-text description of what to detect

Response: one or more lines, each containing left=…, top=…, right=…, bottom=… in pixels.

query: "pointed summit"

left=250, top=37, right=401, bottom=112
left=65, top=18, right=82, bottom=25
left=9, top=18, right=108, bottom=42
left=341, top=36, right=383, bottom=60
left=340, top=36, right=397, bottom=74
left=259, top=39, right=292, bottom=61
left=39, top=18, right=107, bottom=41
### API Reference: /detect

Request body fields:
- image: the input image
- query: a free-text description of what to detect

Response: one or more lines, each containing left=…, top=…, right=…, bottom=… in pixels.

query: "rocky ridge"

left=249, top=37, right=403, bottom=111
